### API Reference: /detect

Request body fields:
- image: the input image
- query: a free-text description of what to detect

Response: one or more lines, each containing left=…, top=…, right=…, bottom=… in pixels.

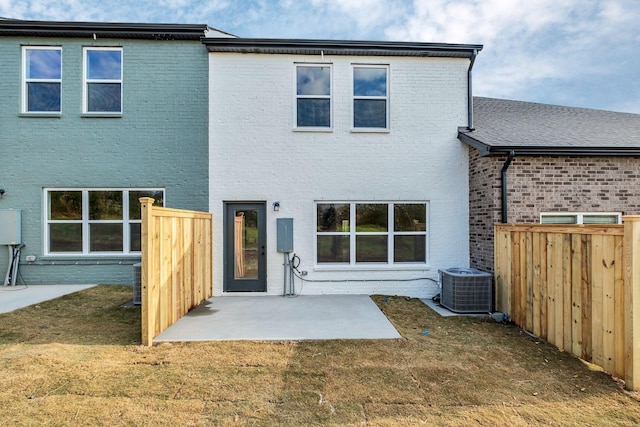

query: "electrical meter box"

left=0, top=209, right=22, bottom=245
left=277, top=218, right=293, bottom=253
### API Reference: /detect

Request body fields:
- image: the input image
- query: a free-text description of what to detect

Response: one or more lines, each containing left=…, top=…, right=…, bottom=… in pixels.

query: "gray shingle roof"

left=459, top=97, right=640, bottom=156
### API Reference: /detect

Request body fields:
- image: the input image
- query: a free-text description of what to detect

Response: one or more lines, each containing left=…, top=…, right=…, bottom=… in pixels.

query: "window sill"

left=20, top=112, right=62, bottom=118
left=41, top=254, right=141, bottom=260
left=293, top=127, right=333, bottom=133
left=314, top=264, right=431, bottom=272
left=350, top=128, right=390, bottom=133
left=81, top=113, right=123, bottom=118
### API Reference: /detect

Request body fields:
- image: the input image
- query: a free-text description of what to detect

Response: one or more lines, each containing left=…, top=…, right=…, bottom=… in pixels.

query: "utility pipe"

left=501, top=150, right=515, bottom=223
left=467, top=49, right=478, bottom=130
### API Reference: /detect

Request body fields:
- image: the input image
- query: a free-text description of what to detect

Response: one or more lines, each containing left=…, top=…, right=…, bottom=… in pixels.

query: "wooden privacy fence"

left=494, top=217, right=640, bottom=390
left=139, top=197, right=213, bottom=346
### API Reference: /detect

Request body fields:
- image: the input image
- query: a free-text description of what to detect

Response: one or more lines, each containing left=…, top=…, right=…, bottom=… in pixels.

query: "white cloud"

left=1, top=0, right=639, bottom=112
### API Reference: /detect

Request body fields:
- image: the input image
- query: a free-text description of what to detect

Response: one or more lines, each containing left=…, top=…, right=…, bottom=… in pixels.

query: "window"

left=296, top=65, right=331, bottom=128
left=316, top=202, right=427, bottom=265
left=45, top=189, right=164, bottom=255
left=353, top=66, right=388, bottom=129
left=83, top=47, right=122, bottom=113
left=22, top=46, right=62, bottom=113
left=540, top=212, right=622, bottom=225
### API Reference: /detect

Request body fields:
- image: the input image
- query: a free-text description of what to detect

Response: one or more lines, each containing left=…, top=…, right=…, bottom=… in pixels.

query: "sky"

left=2, top=0, right=639, bottom=114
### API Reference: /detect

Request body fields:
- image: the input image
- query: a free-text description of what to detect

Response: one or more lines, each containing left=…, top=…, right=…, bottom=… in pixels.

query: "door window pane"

left=234, top=210, right=259, bottom=279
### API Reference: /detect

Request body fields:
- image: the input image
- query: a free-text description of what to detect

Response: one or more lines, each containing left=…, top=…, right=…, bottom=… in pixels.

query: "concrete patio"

left=154, top=295, right=402, bottom=342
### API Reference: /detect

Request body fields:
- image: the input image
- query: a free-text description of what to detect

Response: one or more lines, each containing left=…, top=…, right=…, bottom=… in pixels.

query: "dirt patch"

left=0, top=286, right=639, bottom=425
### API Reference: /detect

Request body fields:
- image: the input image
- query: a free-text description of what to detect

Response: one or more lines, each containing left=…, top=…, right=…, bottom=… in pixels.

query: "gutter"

left=501, top=151, right=515, bottom=223
left=467, top=49, right=478, bottom=130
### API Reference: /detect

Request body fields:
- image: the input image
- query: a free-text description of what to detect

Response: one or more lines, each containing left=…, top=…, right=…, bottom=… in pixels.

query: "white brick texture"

left=209, top=52, right=471, bottom=297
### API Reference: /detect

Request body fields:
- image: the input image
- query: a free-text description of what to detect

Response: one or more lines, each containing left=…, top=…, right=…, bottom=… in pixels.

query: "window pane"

left=297, top=66, right=330, bottom=95
left=583, top=215, right=619, bottom=224
left=297, top=99, right=330, bottom=127
left=356, top=204, right=387, bottom=232
left=354, top=67, right=386, bottom=96
left=356, top=235, right=387, bottom=262
left=90, top=223, right=123, bottom=252
left=26, top=49, right=61, bottom=79
left=317, top=203, right=350, bottom=232
left=49, top=223, right=82, bottom=252
left=354, top=99, right=386, bottom=128
left=49, top=191, right=82, bottom=220
left=27, top=82, right=61, bottom=112
left=317, top=235, right=350, bottom=263
left=394, top=204, right=427, bottom=232
left=86, top=50, right=121, bottom=79
left=129, top=190, right=164, bottom=220
left=87, top=83, right=121, bottom=112
left=89, top=191, right=123, bottom=220
left=394, top=235, right=426, bottom=263
left=541, top=215, right=577, bottom=224
left=130, top=223, right=141, bottom=252
left=234, top=210, right=259, bottom=279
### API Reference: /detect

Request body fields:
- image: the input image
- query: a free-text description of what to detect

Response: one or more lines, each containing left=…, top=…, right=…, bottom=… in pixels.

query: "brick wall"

left=469, top=151, right=640, bottom=272
left=0, top=37, right=209, bottom=285
left=209, top=52, right=472, bottom=297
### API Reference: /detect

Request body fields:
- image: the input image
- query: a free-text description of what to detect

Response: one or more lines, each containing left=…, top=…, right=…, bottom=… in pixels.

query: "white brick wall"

left=209, top=52, right=471, bottom=297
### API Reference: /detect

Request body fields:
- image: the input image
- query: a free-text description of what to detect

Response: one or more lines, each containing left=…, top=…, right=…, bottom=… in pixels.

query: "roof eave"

left=201, top=37, right=483, bottom=57
left=0, top=19, right=210, bottom=40
left=458, top=131, right=640, bottom=157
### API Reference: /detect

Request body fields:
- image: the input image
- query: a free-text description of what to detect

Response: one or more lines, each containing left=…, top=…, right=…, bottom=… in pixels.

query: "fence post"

left=140, top=197, right=155, bottom=346
left=623, top=215, right=640, bottom=390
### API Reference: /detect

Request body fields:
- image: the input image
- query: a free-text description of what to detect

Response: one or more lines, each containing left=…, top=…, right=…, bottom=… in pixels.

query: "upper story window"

left=22, top=46, right=62, bottom=113
left=540, top=212, right=622, bottom=225
left=83, top=47, right=123, bottom=114
left=45, top=188, right=164, bottom=256
left=316, top=202, right=427, bottom=266
left=353, top=66, right=388, bottom=130
left=296, top=65, right=331, bottom=129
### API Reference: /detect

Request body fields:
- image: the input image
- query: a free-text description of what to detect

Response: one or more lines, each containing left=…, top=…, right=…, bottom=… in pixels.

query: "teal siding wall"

left=0, top=37, right=209, bottom=285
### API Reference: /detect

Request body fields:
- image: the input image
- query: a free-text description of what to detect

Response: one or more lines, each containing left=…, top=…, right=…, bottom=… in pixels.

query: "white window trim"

left=351, top=64, right=390, bottom=132
left=21, top=46, right=62, bottom=115
left=82, top=47, right=123, bottom=115
left=540, top=212, right=622, bottom=224
left=314, top=201, right=429, bottom=269
left=294, top=63, right=333, bottom=131
left=44, top=188, right=164, bottom=256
